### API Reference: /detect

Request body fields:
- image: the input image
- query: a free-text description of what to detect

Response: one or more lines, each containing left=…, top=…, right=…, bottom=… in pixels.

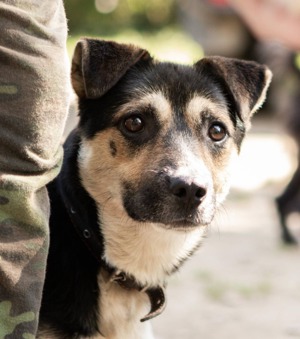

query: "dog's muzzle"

left=122, top=170, right=215, bottom=228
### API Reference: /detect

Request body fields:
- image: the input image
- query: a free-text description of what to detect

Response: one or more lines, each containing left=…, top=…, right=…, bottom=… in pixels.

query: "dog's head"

left=71, top=38, right=271, bottom=231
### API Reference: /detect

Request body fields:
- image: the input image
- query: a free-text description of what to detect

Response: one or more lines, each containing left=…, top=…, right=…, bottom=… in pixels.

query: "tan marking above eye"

left=114, top=91, right=173, bottom=125
left=185, top=95, right=232, bottom=133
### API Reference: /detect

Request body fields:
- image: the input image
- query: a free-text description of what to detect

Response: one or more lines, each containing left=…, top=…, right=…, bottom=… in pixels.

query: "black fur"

left=40, top=131, right=102, bottom=336
left=275, top=58, right=300, bottom=245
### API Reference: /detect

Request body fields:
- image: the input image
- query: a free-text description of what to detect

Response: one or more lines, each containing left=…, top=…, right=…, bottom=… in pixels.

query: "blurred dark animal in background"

left=275, top=54, right=300, bottom=244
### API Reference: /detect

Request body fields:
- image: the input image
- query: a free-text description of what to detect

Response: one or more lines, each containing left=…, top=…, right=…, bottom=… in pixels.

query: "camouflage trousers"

left=0, top=0, right=69, bottom=337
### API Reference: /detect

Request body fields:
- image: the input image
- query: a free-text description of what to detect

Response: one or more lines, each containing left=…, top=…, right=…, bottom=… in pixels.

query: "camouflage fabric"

left=0, top=0, right=69, bottom=337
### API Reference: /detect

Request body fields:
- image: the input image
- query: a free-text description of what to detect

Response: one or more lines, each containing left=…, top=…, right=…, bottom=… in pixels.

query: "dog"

left=37, top=38, right=272, bottom=338
left=273, top=53, right=300, bottom=245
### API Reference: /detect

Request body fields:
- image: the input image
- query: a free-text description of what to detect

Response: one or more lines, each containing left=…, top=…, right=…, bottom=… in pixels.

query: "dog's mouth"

left=152, top=208, right=215, bottom=229
left=168, top=215, right=210, bottom=228
left=119, top=160, right=220, bottom=230
left=125, top=209, right=214, bottom=231
left=122, top=180, right=216, bottom=229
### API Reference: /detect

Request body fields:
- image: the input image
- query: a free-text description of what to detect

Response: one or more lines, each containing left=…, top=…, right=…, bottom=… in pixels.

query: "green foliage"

left=67, top=28, right=204, bottom=65
left=296, top=53, right=300, bottom=70
left=64, top=0, right=177, bottom=35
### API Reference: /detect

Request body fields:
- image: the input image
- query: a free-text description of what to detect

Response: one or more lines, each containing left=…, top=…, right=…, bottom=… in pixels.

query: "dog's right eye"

left=118, top=110, right=159, bottom=144
left=123, top=116, right=145, bottom=133
left=208, top=122, right=228, bottom=142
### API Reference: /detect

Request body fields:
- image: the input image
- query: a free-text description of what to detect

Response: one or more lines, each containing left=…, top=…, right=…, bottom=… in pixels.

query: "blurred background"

left=64, top=1, right=300, bottom=338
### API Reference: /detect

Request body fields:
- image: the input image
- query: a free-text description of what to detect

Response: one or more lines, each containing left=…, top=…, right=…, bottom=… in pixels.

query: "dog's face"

left=78, top=78, right=239, bottom=230
left=71, top=39, right=272, bottom=232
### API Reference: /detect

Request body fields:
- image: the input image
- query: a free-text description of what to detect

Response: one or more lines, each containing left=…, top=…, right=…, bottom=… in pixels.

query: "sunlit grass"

left=195, top=269, right=273, bottom=302
left=67, top=27, right=204, bottom=64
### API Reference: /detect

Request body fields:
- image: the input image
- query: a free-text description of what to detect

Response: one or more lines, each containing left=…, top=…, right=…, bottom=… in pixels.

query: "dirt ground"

left=151, top=119, right=300, bottom=339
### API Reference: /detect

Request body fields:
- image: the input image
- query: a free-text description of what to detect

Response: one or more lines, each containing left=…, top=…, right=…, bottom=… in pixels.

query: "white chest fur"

left=101, top=210, right=206, bottom=287
left=95, top=210, right=207, bottom=339
left=98, top=273, right=155, bottom=339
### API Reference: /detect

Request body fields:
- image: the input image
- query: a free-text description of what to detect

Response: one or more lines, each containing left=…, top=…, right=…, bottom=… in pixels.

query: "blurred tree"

left=64, top=0, right=176, bottom=35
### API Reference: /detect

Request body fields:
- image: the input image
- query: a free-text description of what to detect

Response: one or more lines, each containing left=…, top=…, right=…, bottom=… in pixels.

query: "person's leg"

left=0, top=0, right=70, bottom=336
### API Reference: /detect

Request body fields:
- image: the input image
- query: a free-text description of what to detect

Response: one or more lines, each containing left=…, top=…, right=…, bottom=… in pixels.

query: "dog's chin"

left=157, top=215, right=213, bottom=232
left=166, top=218, right=209, bottom=231
left=124, top=208, right=214, bottom=232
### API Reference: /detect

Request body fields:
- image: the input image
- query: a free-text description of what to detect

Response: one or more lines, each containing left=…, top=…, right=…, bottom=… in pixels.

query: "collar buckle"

left=110, top=269, right=167, bottom=322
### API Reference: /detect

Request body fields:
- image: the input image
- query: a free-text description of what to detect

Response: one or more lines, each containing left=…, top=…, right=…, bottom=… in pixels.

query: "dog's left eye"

left=208, top=122, right=227, bottom=142
left=124, top=116, right=144, bottom=133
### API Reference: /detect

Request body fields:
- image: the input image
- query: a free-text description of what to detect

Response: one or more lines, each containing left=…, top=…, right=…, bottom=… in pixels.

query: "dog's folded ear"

left=71, top=38, right=151, bottom=99
left=195, top=56, right=272, bottom=126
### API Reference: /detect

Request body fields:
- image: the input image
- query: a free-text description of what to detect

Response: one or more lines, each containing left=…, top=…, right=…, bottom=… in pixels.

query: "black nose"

left=169, top=177, right=207, bottom=208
